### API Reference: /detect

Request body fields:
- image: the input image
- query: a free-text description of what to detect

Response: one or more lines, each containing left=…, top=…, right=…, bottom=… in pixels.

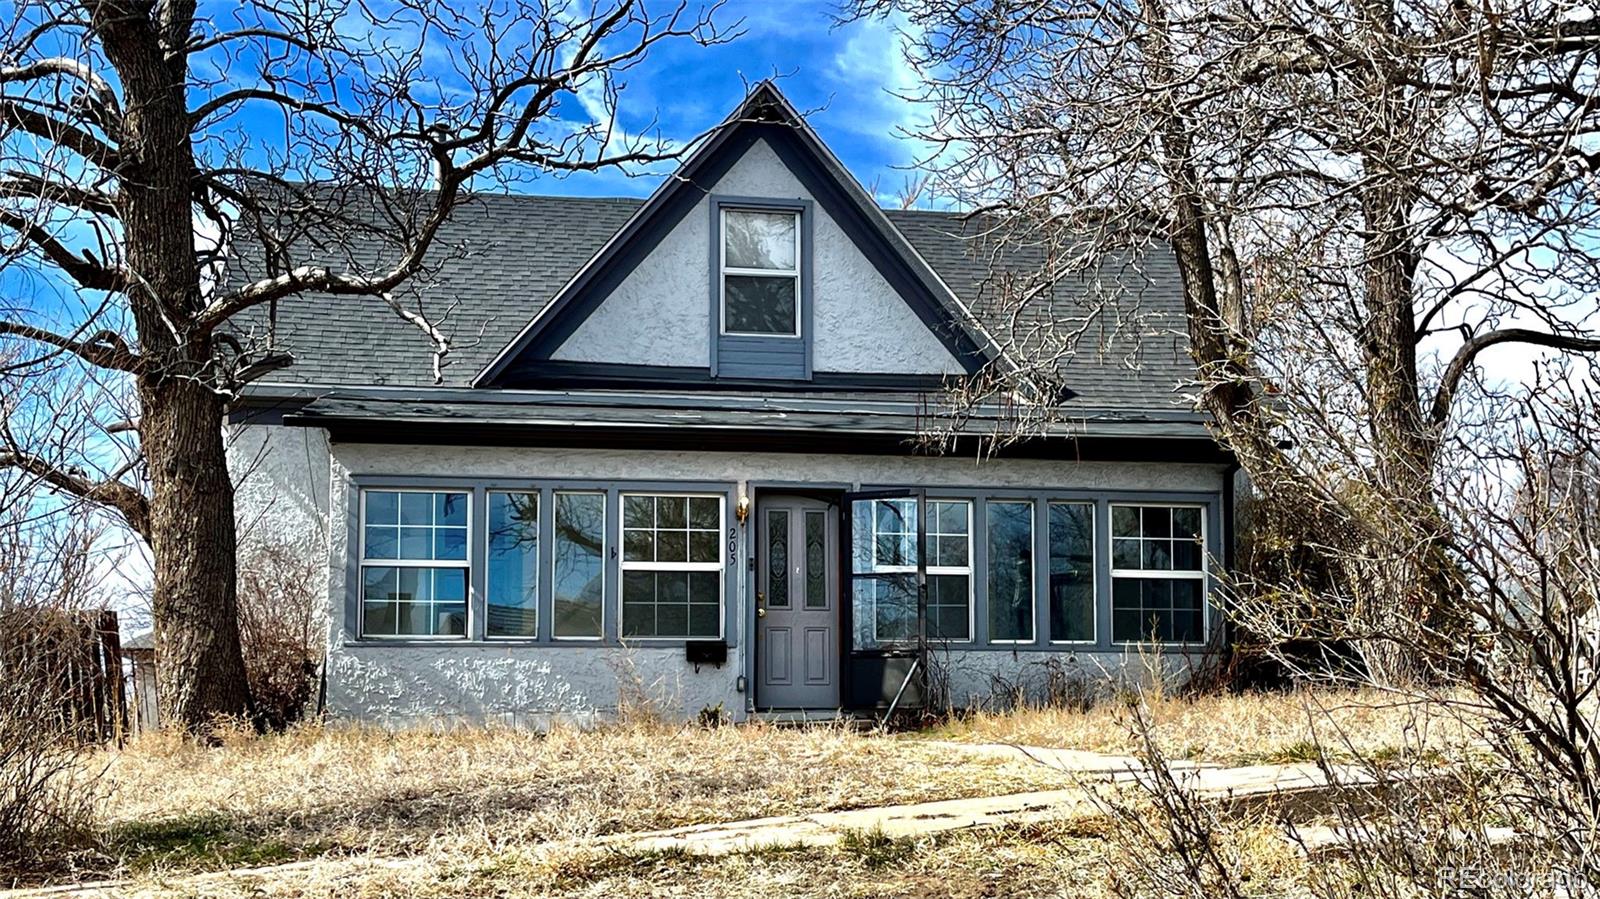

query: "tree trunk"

left=142, top=377, right=254, bottom=731
left=95, top=0, right=255, bottom=730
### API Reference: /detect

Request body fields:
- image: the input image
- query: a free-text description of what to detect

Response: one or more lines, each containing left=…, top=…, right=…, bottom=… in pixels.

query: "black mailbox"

left=685, top=640, right=727, bottom=671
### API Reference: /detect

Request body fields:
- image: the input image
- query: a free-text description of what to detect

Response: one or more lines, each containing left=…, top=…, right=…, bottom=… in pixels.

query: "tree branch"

left=0, top=207, right=125, bottom=291
left=0, top=319, right=142, bottom=372
left=0, top=99, right=119, bottom=168
left=0, top=450, right=150, bottom=540
left=0, top=172, right=118, bottom=215
left=1433, top=329, right=1600, bottom=425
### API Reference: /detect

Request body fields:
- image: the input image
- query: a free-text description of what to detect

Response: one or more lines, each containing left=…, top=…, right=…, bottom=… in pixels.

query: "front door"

left=756, top=497, right=839, bottom=709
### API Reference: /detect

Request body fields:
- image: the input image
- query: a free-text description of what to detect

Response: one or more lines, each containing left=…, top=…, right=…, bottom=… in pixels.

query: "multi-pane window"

left=849, top=498, right=972, bottom=647
left=359, top=490, right=469, bottom=638
left=621, top=494, right=724, bottom=638
left=1048, top=503, right=1096, bottom=642
left=987, top=501, right=1034, bottom=642
left=485, top=492, right=538, bottom=638
left=926, top=501, right=973, bottom=641
left=721, top=208, right=800, bottom=336
left=553, top=492, right=605, bottom=639
left=1111, top=505, right=1206, bottom=643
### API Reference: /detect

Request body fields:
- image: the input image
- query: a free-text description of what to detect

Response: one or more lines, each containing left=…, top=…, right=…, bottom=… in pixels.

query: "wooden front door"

left=756, top=497, right=839, bottom=709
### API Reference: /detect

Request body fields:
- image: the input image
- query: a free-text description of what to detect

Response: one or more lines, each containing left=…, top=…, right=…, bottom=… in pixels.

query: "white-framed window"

left=619, top=493, right=725, bottom=638
left=1047, top=501, right=1097, bottom=643
left=720, top=207, right=801, bottom=337
left=359, top=489, right=470, bottom=639
left=853, top=498, right=973, bottom=645
left=552, top=491, right=606, bottom=640
left=1110, top=504, right=1206, bottom=644
left=987, top=500, right=1035, bottom=643
left=485, top=491, right=538, bottom=638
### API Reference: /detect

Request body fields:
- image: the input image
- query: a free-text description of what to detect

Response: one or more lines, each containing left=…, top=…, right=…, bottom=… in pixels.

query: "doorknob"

left=756, top=591, right=766, bottom=618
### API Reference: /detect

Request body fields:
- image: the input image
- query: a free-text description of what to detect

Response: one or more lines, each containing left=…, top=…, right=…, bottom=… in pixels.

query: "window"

left=1111, top=505, right=1206, bottom=643
left=721, top=208, right=800, bottom=336
left=1048, top=503, right=1096, bottom=643
left=927, top=501, right=973, bottom=642
left=849, top=498, right=972, bottom=647
left=987, top=501, right=1034, bottom=642
left=486, top=491, right=538, bottom=638
left=620, top=494, right=724, bottom=638
left=553, top=492, right=605, bottom=639
left=359, top=490, right=469, bottom=638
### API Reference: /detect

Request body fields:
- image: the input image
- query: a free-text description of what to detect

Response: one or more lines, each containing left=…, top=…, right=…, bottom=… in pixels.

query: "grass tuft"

left=836, top=826, right=919, bottom=869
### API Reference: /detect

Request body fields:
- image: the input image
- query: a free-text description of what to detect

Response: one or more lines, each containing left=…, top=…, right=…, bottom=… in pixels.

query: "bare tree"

left=0, top=0, right=731, bottom=731
left=845, top=0, right=1600, bottom=681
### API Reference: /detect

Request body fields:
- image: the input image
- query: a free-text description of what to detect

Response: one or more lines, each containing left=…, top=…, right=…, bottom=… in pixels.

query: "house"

left=226, top=83, right=1235, bottom=726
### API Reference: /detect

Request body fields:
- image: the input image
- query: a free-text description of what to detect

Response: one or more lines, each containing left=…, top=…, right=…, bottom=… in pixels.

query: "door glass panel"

left=851, top=497, right=919, bottom=650
left=767, top=509, right=790, bottom=608
left=804, top=510, right=827, bottom=609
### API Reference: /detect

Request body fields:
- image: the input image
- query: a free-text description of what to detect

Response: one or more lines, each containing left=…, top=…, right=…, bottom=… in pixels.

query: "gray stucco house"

left=228, top=83, right=1234, bottom=726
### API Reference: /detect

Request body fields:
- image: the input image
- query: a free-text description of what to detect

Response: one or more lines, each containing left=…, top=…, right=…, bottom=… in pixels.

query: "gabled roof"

left=471, top=81, right=1002, bottom=388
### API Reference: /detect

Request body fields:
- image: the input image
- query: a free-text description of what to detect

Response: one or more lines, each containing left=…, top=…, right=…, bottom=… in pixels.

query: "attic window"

left=720, top=208, right=801, bottom=336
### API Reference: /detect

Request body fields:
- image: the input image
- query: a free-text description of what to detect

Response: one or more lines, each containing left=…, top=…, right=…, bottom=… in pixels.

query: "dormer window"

left=720, top=208, right=802, bottom=337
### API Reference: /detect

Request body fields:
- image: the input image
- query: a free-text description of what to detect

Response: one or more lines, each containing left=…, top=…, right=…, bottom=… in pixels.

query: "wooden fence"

left=0, top=608, right=128, bottom=745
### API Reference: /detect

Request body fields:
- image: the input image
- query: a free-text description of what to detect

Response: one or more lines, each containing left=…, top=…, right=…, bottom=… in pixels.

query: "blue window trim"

left=342, top=476, right=741, bottom=649
left=707, top=195, right=814, bottom=380
left=852, top=485, right=1223, bottom=651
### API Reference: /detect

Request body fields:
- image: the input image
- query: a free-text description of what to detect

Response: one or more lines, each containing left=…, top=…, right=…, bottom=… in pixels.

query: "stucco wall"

left=230, top=424, right=1227, bottom=726
left=551, top=136, right=965, bottom=376
left=320, top=441, right=1224, bottom=725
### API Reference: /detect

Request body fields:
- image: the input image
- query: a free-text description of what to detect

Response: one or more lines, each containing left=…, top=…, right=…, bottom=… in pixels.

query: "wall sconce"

left=735, top=492, right=750, bottom=525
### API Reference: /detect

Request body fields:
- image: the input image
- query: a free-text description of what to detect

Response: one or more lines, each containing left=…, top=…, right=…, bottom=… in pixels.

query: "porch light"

left=736, top=491, right=750, bottom=525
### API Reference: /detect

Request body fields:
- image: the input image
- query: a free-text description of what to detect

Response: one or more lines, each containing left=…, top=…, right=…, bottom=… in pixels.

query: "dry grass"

left=925, top=686, right=1480, bottom=765
left=88, top=720, right=1075, bottom=884
left=36, top=687, right=1474, bottom=895
left=69, top=819, right=1268, bottom=898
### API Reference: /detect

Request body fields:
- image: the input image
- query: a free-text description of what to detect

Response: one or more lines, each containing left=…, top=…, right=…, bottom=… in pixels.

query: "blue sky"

left=516, top=2, right=930, bottom=204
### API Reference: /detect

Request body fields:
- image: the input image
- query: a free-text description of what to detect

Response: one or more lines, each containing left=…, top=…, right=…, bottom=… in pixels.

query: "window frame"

left=854, top=497, right=975, bottom=646
left=357, top=487, right=472, bottom=641
left=617, top=491, right=727, bottom=640
left=1045, top=500, right=1099, bottom=646
left=985, top=499, right=1037, bottom=645
left=1108, top=502, right=1209, bottom=646
left=484, top=489, right=540, bottom=641
left=550, top=489, right=608, bottom=642
left=718, top=206, right=803, bottom=339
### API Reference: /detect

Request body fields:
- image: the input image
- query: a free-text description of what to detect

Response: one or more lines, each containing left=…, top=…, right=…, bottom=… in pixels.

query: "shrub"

left=236, top=540, right=323, bottom=732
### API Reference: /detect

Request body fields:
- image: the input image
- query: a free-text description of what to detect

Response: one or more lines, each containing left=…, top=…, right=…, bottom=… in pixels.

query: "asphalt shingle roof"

left=234, top=195, right=1196, bottom=411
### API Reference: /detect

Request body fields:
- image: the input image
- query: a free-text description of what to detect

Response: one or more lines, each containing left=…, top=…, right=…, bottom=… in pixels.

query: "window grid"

left=719, top=207, right=801, bottom=337
left=858, top=498, right=973, bottom=645
left=358, top=489, right=470, bottom=640
left=619, top=493, right=725, bottom=639
left=1109, top=503, right=1207, bottom=645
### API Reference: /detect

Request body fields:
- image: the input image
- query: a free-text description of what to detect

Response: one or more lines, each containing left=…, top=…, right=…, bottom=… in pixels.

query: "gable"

left=475, top=83, right=994, bottom=390
left=549, top=136, right=966, bottom=377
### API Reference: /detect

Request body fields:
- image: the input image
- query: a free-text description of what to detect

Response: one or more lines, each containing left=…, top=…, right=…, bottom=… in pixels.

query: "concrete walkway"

left=598, top=745, right=1385, bottom=857
left=1, top=745, right=1385, bottom=897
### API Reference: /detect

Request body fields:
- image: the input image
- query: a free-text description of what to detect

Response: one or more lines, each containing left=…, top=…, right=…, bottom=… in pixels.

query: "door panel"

left=757, top=497, right=839, bottom=709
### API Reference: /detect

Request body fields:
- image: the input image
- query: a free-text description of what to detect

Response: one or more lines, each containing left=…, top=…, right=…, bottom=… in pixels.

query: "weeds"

left=837, top=826, right=919, bottom=869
